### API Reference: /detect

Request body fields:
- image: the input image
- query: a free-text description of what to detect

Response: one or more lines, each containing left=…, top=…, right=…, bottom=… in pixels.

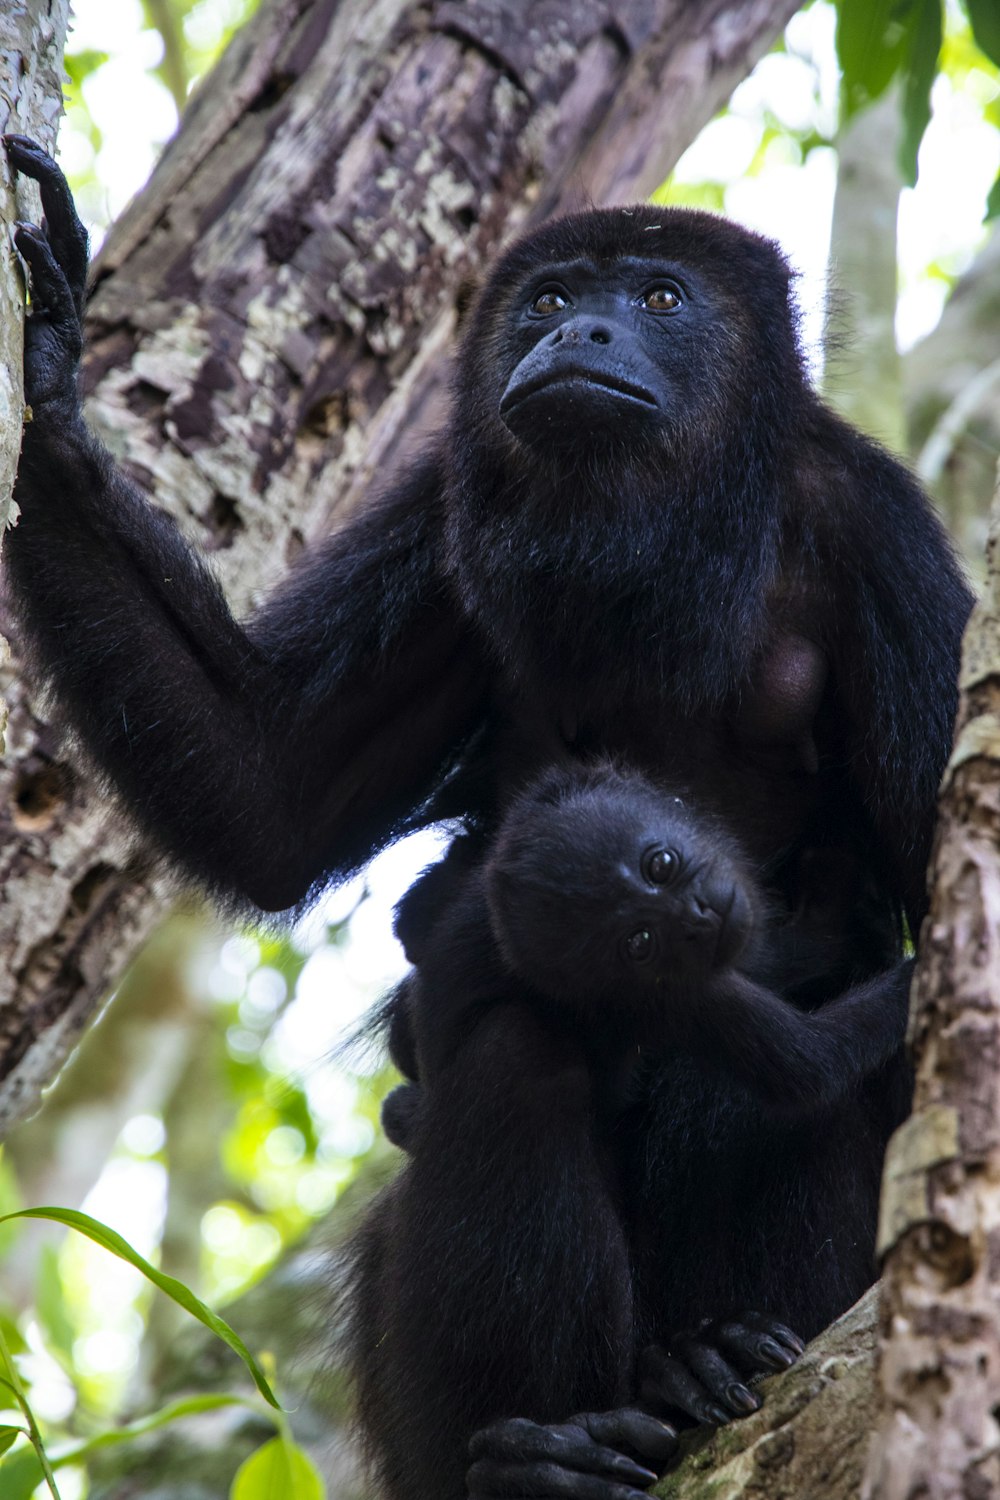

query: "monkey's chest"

left=496, top=630, right=830, bottom=871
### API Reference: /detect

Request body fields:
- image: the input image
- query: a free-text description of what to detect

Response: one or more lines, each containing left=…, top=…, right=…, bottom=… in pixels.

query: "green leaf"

left=231, top=1436, right=325, bottom=1500
left=0, top=1209, right=280, bottom=1409
left=0, top=1426, right=24, bottom=1458
left=63, top=49, right=110, bottom=88
left=0, top=1444, right=45, bottom=1500
left=35, top=1245, right=75, bottom=1366
left=837, top=0, right=914, bottom=118
left=967, top=0, right=1000, bottom=68
left=986, top=170, right=1000, bottom=221
left=0, top=1312, right=27, bottom=1360
left=34, top=1394, right=255, bottom=1472
left=899, top=0, right=942, bottom=183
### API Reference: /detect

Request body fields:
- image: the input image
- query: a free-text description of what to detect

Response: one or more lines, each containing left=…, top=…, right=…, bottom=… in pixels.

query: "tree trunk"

left=0, top=0, right=71, bottom=769
left=860, top=458, right=1000, bottom=1498
left=0, top=0, right=801, bottom=1132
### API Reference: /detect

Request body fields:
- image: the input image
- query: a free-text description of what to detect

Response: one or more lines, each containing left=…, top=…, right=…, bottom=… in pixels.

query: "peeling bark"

left=0, top=0, right=801, bottom=1131
left=861, top=462, right=1000, bottom=1499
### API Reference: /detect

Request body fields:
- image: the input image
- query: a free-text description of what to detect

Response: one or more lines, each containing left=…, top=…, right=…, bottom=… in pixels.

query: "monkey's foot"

left=639, top=1312, right=804, bottom=1426
left=467, top=1409, right=677, bottom=1499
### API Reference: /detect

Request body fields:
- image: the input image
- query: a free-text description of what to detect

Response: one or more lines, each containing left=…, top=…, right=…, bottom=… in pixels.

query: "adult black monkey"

left=4, top=138, right=972, bottom=1498
left=2, top=137, right=970, bottom=929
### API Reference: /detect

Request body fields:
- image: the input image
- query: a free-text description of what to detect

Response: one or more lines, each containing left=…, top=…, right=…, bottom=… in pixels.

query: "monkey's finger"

left=736, top=1312, right=806, bottom=1357
left=469, top=1419, right=656, bottom=1487
left=664, top=1336, right=760, bottom=1418
left=467, top=1456, right=651, bottom=1499
left=4, top=136, right=89, bottom=314
left=712, top=1317, right=801, bottom=1373
left=570, top=1409, right=678, bottom=1467
left=638, top=1347, right=732, bottom=1427
left=12, top=222, right=81, bottom=338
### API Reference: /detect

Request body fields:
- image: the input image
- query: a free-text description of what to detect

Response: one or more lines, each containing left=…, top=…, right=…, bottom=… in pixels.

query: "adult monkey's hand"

left=5, top=135, right=89, bottom=421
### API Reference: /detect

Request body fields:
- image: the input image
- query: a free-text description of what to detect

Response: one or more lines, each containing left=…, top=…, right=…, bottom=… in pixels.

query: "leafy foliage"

left=835, top=0, right=1000, bottom=211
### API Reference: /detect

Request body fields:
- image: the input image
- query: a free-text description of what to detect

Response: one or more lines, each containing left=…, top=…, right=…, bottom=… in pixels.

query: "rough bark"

left=0, top=0, right=802, bottom=1133
left=0, top=0, right=71, bottom=765
left=861, top=461, right=1000, bottom=1500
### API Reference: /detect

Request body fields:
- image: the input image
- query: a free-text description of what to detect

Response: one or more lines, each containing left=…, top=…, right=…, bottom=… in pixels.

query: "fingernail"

left=761, top=1338, right=795, bottom=1368
left=706, top=1403, right=731, bottom=1425
left=726, top=1383, right=760, bottom=1414
left=613, top=1457, right=656, bottom=1484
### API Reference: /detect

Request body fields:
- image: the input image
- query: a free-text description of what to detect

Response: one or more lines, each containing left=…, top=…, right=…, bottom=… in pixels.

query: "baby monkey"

left=383, top=762, right=910, bottom=1137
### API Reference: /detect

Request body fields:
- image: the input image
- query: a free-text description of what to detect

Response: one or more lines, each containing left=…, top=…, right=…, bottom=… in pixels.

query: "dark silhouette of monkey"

left=4, top=137, right=968, bottom=1500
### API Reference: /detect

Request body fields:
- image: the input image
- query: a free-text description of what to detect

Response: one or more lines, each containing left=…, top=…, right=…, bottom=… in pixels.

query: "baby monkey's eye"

left=641, top=285, right=682, bottom=314
left=641, top=846, right=679, bottom=885
left=624, top=928, right=656, bottom=964
left=531, top=288, right=568, bottom=315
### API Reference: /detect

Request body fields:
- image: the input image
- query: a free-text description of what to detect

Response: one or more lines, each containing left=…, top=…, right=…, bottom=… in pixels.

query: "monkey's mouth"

left=500, top=367, right=660, bottom=417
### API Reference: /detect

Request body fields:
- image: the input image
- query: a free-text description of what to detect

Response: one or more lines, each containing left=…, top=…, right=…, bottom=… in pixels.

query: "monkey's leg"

left=350, top=1000, right=675, bottom=1500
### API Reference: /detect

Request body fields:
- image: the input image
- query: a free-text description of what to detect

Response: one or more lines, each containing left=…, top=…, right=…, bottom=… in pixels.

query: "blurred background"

left=1, top=0, right=998, bottom=1495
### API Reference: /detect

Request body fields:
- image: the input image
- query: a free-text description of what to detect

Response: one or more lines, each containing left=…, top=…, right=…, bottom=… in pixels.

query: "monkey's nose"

left=550, top=319, right=614, bottom=347
left=679, top=898, right=719, bottom=945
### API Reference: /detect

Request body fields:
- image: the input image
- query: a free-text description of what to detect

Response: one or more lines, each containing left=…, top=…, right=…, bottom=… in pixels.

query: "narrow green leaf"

left=0, top=1426, right=24, bottom=1457
left=987, top=170, right=1000, bottom=222
left=899, top=0, right=942, bottom=183
left=231, top=1436, right=325, bottom=1500
left=37, top=1394, right=256, bottom=1471
left=0, top=1210, right=280, bottom=1409
left=967, top=0, right=1000, bottom=68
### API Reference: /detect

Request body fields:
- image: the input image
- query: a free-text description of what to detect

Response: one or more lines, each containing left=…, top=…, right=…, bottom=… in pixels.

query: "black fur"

left=356, top=765, right=908, bottom=1498
left=4, top=139, right=972, bottom=1500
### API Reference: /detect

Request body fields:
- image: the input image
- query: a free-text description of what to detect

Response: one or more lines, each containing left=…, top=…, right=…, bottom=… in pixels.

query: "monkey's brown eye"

left=642, top=846, right=678, bottom=884
left=531, top=289, right=568, bottom=315
left=624, top=928, right=655, bottom=963
left=641, top=285, right=682, bottom=313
